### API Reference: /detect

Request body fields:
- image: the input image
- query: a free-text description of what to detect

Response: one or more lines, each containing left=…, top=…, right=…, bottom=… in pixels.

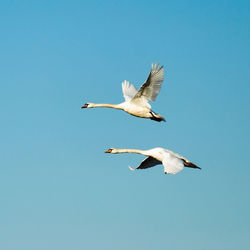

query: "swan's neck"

left=114, top=148, right=148, bottom=155
left=92, top=103, right=123, bottom=109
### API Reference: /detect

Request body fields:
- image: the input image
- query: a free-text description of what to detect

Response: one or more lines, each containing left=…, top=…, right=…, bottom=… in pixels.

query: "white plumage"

left=82, top=63, right=166, bottom=122
left=105, top=147, right=201, bottom=175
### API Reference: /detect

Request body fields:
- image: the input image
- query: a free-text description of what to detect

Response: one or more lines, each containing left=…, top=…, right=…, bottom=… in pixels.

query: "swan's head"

left=105, top=148, right=118, bottom=154
left=81, top=103, right=95, bottom=108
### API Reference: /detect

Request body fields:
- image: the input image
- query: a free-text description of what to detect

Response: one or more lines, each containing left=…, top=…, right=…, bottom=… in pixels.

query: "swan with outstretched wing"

left=105, top=147, right=201, bottom=175
left=82, top=63, right=166, bottom=122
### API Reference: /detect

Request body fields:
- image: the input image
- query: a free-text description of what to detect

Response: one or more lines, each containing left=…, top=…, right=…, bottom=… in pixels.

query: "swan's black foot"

left=150, top=111, right=166, bottom=122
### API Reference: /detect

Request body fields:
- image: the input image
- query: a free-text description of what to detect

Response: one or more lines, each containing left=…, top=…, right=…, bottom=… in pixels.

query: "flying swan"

left=82, top=63, right=165, bottom=122
left=105, top=147, right=201, bottom=174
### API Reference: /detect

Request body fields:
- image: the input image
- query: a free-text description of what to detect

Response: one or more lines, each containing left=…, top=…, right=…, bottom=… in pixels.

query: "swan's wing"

left=128, top=156, right=161, bottom=171
left=131, top=63, right=164, bottom=103
left=162, top=154, right=184, bottom=174
left=162, top=149, right=201, bottom=172
left=121, top=80, right=138, bottom=102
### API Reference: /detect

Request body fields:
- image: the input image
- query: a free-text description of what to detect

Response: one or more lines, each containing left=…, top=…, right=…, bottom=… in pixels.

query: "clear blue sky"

left=0, top=0, right=249, bottom=249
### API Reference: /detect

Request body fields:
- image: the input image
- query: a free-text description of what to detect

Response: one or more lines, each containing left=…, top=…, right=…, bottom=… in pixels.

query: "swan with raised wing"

left=82, top=63, right=166, bottom=122
left=105, top=147, right=200, bottom=174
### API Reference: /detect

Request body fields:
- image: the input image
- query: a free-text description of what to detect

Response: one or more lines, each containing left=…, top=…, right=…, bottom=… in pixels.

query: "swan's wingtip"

left=128, top=166, right=135, bottom=171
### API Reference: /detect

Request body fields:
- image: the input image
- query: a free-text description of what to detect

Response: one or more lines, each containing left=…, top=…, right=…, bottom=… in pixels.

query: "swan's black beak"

left=105, top=149, right=112, bottom=153
left=81, top=103, right=88, bottom=109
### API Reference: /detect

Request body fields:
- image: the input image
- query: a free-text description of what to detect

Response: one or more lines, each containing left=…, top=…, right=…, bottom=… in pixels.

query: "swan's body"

left=105, top=147, right=200, bottom=174
left=82, top=63, right=166, bottom=122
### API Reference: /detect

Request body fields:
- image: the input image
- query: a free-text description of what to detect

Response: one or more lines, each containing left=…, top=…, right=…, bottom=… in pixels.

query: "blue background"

left=0, top=1, right=249, bottom=249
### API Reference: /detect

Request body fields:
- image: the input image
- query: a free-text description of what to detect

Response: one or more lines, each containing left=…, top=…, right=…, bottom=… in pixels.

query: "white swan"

left=105, top=147, right=200, bottom=174
left=82, top=63, right=166, bottom=122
